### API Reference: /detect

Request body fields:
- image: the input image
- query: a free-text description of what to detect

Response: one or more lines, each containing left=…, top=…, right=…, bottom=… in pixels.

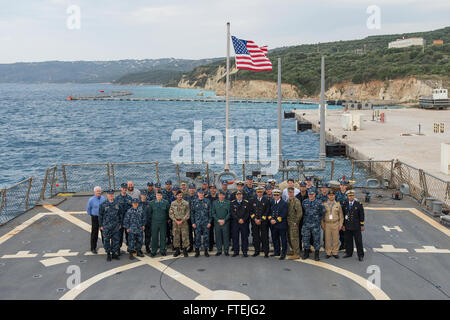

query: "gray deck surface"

left=0, top=189, right=448, bottom=300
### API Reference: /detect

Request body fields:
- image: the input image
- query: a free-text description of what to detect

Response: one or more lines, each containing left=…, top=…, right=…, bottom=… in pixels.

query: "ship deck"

left=0, top=188, right=449, bottom=300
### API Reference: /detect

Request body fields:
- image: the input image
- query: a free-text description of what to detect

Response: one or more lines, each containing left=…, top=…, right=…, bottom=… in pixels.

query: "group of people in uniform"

left=87, top=176, right=365, bottom=262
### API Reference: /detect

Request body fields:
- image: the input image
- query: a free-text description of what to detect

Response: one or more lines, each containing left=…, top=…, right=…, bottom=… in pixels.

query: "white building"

left=432, top=88, right=448, bottom=100
left=388, top=37, right=425, bottom=49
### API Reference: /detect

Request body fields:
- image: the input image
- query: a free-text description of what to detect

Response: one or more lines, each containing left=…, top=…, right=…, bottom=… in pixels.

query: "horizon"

left=1, top=0, right=449, bottom=64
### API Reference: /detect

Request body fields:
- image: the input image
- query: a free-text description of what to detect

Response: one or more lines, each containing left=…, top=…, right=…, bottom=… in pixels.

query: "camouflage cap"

left=340, top=180, right=348, bottom=186
left=305, top=176, right=312, bottom=181
left=173, top=186, right=180, bottom=191
left=246, top=175, right=253, bottom=180
left=265, top=184, right=273, bottom=190
left=176, top=190, right=183, bottom=196
left=147, top=182, right=154, bottom=186
left=321, top=183, right=329, bottom=188
left=287, top=187, right=295, bottom=192
left=201, top=178, right=208, bottom=184
left=107, top=189, right=115, bottom=194
left=197, top=188, right=204, bottom=194
left=218, top=190, right=226, bottom=195
left=165, top=180, right=172, bottom=185
left=120, top=183, right=127, bottom=189
left=156, top=190, right=162, bottom=195
left=188, top=183, right=196, bottom=189
left=209, top=184, right=216, bottom=189
left=307, top=189, right=316, bottom=195
left=154, top=183, right=161, bottom=188
left=221, top=180, right=228, bottom=185
left=299, top=182, right=307, bottom=187
left=131, top=198, right=139, bottom=203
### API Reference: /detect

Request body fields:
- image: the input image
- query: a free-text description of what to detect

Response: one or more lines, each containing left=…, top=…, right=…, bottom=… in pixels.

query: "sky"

left=0, top=0, right=449, bottom=63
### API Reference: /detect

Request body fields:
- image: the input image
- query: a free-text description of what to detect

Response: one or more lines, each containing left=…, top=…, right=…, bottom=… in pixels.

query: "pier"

left=67, top=95, right=319, bottom=105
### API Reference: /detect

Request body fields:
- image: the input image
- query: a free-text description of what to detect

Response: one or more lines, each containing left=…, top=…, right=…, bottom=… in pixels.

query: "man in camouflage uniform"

left=99, top=189, right=121, bottom=261
left=212, top=190, right=231, bottom=256
left=163, top=180, right=174, bottom=201
left=146, top=182, right=156, bottom=202
left=286, top=187, right=303, bottom=260
left=200, top=179, right=210, bottom=196
left=243, top=176, right=256, bottom=200
left=335, top=180, right=348, bottom=250
left=191, top=189, right=211, bottom=257
left=220, top=180, right=232, bottom=201
left=139, top=191, right=152, bottom=253
left=148, top=191, right=170, bottom=256
left=180, top=182, right=188, bottom=197
left=115, top=183, right=132, bottom=255
left=301, top=189, right=325, bottom=261
left=123, top=198, right=146, bottom=260
left=263, top=184, right=274, bottom=201
left=169, top=191, right=190, bottom=257
left=183, top=184, right=197, bottom=252
left=316, top=183, right=330, bottom=203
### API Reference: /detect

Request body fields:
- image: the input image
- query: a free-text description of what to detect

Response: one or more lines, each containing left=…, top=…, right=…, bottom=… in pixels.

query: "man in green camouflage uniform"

left=169, top=190, right=190, bottom=257
left=286, top=187, right=303, bottom=260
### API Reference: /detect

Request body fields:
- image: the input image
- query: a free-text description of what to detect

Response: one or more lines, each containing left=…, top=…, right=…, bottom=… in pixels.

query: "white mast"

left=225, top=22, right=231, bottom=171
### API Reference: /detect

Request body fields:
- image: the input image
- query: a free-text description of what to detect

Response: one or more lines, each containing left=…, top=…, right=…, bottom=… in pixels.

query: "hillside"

left=176, top=26, right=450, bottom=98
left=0, top=58, right=220, bottom=83
left=114, top=69, right=183, bottom=85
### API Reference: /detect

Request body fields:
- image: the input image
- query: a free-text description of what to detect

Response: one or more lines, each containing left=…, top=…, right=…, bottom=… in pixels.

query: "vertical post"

left=242, top=162, right=245, bottom=181
left=390, top=160, right=394, bottom=188
left=111, top=163, right=116, bottom=190
left=50, top=166, right=57, bottom=196
left=176, top=164, right=181, bottom=185
left=62, top=165, right=68, bottom=193
left=351, top=160, right=355, bottom=181
left=206, top=162, right=210, bottom=186
left=106, top=162, right=111, bottom=190
left=0, top=189, right=5, bottom=216
left=25, top=177, right=33, bottom=210
left=319, top=56, right=326, bottom=169
left=331, top=160, right=335, bottom=180
left=224, top=22, right=231, bottom=171
left=40, top=168, right=50, bottom=200
left=155, top=161, right=160, bottom=184
left=277, top=58, right=282, bottom=169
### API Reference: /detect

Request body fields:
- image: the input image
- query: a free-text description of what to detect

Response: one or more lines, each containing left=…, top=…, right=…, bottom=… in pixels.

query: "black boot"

left=204, top=249, right=209, bottom=257
left=188, top=245, right=193, bottom=253
left=183, top=248, right=188, bottom=257
left=314, top=251, right=320, bottom=261
left=301, top=249, right=309, bottom=260
left=173, top=248, right=180, bottom=257
left=129, top=252, right=135, bottom=260
left=195, top=248, right=200, bottom=258
left=146, top=246, right=151, bottom=254
left=137, top=250, right=144, bottom=257
left=252, top=251, right=260, bottom=257
left=112, top=253, right=120, bottom=260
left=106, top=253, right=112, bottom=261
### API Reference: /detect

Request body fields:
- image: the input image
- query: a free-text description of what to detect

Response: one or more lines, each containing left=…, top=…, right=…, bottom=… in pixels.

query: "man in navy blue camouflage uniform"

left=206, top=184, right=218, bottom=250
left=316, top=183, right=330, bottom=203
left=301, top=189, right=325, bottom=261
left=99, top=189, right=121, bottom=261
left=139, top=191, right=152, bottom=253
left=146, top=182, right=156, bottom=202
left=123, top=198, right=146, bottom=260
left=220, top=180, right=232, bottom=200
left=191, top=189, right=212, bottom=257
left=115, top=183, right=132, bottom=255
left=243, top=176, right=256, bottom=200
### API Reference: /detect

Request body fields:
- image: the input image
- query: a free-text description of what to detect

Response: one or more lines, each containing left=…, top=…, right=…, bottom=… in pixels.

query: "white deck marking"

left=84, top=248, right=106, bottom=255
left=43, top=250, right=79, bottom=257
left=0, top=213, right=47, bottom=246
left=42, top=205, right=92, bottom=233
left=373, top=245, right=409, bottom=253
left=2, top=251, right=38, bottom=258
left=382, top=226, right=403, bottom=232
left=59, top=261, right=147, bottom=300
left=365, top=207, right=450, bottom=237
left=295, top=258, right=390, bottom=300
left=414, top=246, right=450, bottom=253
left=40, top=257, right=69, bottom=267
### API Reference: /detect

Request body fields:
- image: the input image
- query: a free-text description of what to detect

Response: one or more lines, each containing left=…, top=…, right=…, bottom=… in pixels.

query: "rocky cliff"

left=177, top=66, right=444, bottom=103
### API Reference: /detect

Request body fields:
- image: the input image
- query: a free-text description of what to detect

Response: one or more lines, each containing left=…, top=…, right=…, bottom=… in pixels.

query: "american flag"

left=231, top=36, right=272, bottom=71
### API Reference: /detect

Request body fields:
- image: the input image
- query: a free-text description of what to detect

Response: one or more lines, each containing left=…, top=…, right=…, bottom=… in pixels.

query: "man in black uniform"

left=230, top=191, right=250, bottom=257
left=230, top=181, right=248, bottom=201
left=249, top=186, right=270, bottom=258
left=342, top=189, right=365, bottom=261
left=206, top=184, right=218, bottom=251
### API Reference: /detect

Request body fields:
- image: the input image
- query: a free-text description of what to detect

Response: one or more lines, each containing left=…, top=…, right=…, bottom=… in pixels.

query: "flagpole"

left=225, top=22, right=230, bottom=171
left=277, top=58, right=282, bottom=169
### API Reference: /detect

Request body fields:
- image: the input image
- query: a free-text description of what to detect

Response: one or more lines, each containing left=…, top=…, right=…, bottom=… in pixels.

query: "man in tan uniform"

left=321, top=189, right=344, bottom=259
left=287, top=187, right=303, bottom=260
left=169, top=190, right=190, bottom=257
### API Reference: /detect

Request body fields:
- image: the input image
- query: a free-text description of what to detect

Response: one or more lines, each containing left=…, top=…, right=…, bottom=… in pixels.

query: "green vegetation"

left=115, top=69, right=182, bottom=84
left=179, top=26, right=450, bottom=96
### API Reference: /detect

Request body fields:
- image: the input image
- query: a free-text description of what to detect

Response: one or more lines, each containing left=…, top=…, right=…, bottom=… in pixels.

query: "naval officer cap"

left=307, top=189, right=316, bottom=195
left=147, top=182, right=154, bottom=186
left=107, top=189, right=115, bottom=194
left=346, top=190, right=355, bottom=196
left=273, top=189, right=281, bottom=195
left=256, top=186, right=265, bottom=192
left=236, top=181, right=244, bottom=186
left=120, top=183, right=127, bottom=189
left=236, top=190, right=243, bottom=195
left=131, top=198, right=139, bottom=203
